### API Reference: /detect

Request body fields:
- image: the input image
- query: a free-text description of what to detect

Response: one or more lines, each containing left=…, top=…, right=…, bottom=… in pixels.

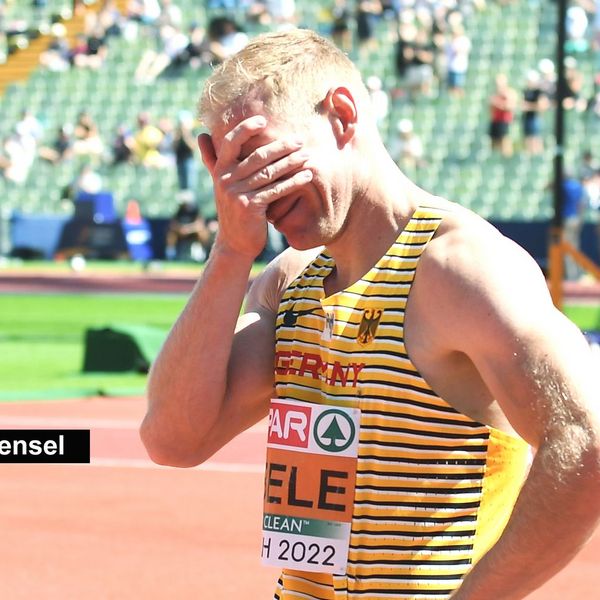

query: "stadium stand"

left=0, top=0, right=598, bottom=229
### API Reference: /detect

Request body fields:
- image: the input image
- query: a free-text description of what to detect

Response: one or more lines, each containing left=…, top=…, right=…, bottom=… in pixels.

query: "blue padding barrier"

left=10, top=212, right=69, bottom=259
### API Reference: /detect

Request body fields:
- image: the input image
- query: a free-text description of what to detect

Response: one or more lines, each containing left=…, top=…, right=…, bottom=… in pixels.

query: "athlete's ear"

left=322, top=87, right=357, bottom=149
left=198, top=133, right=217, bottom=176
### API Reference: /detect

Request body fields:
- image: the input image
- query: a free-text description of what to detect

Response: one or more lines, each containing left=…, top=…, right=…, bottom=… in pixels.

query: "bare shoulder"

left=414, top=201, right=557, bottom=345
left=246, top=246, right=323, bottom=314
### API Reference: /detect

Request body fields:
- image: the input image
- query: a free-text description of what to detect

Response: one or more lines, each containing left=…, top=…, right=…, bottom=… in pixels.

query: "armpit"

left=248, top=247, right=323, bottom=314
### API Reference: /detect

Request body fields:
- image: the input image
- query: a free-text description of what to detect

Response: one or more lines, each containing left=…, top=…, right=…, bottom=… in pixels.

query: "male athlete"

left=141, top=29, right=600, bottom=599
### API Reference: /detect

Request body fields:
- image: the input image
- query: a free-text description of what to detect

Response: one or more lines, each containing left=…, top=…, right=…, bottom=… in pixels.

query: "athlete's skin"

left=142, top=31, right=600, bottom=600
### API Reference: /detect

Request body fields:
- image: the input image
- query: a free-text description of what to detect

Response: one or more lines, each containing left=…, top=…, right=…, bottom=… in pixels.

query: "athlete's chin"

left=279, top=228, right=319, bottom=251
left=279, top=221, right=335, bottom=251
left=287, top=238, right=318, bottom=251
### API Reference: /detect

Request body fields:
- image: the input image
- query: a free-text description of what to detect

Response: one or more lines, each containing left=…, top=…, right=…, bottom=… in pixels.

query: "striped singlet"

left=271, top=207, right=530, bottom=599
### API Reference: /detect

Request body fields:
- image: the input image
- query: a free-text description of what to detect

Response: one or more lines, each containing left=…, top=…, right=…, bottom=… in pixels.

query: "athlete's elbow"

left=139, top=413, right=206, bottom=468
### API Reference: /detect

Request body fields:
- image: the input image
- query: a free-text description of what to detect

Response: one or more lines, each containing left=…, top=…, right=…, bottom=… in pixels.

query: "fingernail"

left=255, top=116, right=267, bottom=127
left=300, top=169, right=313, bottom=180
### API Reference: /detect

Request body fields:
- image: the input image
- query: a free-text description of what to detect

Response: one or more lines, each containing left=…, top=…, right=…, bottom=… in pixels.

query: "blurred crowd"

left=0, top=0, right=599, bottom=261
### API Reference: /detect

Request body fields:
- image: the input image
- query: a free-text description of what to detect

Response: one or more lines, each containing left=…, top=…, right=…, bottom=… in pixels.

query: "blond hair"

left=198, top=29, right=368, bottom=130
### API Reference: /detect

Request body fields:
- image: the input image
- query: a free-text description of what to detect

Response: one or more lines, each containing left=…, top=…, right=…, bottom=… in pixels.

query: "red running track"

left=0, top=397, right=597, bottom=599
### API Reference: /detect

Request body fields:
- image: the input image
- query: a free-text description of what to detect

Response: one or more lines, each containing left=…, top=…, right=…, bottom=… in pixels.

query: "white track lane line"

left=0, top=415, right=268, bottom=433
left=0, top=416, right=266, bottom=473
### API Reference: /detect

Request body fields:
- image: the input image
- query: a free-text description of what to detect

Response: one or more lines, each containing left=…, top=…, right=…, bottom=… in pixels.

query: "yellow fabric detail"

left=471, top=427, right=531, bottom=563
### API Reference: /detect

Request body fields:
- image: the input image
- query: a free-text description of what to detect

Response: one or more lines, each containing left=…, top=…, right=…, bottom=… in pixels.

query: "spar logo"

left=313, top=409, right=356, bottom=453
left=268, top=402, right=311, bottom=448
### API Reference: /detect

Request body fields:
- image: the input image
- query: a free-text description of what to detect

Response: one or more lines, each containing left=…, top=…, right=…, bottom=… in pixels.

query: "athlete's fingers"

left=198, top=133, right=217, bottom=176
left=242, top=149, right=310, bottom=191
left=250, top=168, right=314, bottom=207
left=232, top=137, right=305, bottom=182
left=215, top=115, right=268, bottom=168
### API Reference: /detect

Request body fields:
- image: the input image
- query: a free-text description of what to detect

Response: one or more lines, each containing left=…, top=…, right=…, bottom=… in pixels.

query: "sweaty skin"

left=142, top=84, right=600, bottom=599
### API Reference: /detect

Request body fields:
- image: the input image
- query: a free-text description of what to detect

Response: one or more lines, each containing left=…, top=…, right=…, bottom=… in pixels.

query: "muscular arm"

left=141, top=247, right=270, bottom=466
left=415, top=215, right=600, bottom=599
left=141, top=115, right=314, bottom=467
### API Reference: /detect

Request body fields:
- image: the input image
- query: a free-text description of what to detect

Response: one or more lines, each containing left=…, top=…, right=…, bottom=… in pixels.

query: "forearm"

left=142, top=242, right=254, bottom=465
left=451, top=428, right=600, bottom=599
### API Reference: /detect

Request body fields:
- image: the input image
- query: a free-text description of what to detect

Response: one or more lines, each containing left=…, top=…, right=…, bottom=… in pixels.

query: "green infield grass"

left=0, top=258, right=267, bottom=277
left=0, top=293, right=187, bottom=401
left=563, top=303, right=600, bottom=332
left=0, top=290, right=597, bottom=402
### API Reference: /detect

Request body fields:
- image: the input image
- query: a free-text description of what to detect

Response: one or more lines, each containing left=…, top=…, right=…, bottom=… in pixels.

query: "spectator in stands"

left=72, top=111, right=105, bottom=162
left=563, top=56, right=587, bottom=112
left=0, top=3, right=6, bottom=60
left=579, top=150, right=600, bottom=210
left=445, top=24, right=471, bottom=97
left=173, top=111, right=198, bottom=192
left=110, top=123, right=135, bottom=165
left=330, top=0, right=352, bottom=52
left=70, top=27, right=108, bottom=69
left=404, top=25, right=436, bottom=101
left=388, top=118, right=425, bottom=173
left=165, top=191, right=213, bottom=261
left=0, top=131, right=32, bottom=184
left=488, top=73, right=517, bottom=157
left=355, top=0, right=382, bottom=58
left=134, top=23, right=188, bottom=83
left=15, top=109, right=44, bottom=145
left=86, top=22, right=109, bottom=63
left=205, top=16, right=248, bottom=65
left=172, top=23, right=210, bottom=70
left=61, top=163, right=103, bottom=203
left=39, top=22, right=71, bottom=71
left=124, top=0, right=160, bottom=39
left=132, top=111, right=165, bottom=168
left=70, top=33, right=90, bottom=66
left=394, top=16, right=413, bottom=87
left=537, top=58, right=556, bottom=99
left=521, top=69, right=548, bottom=155
left=265, top=0, right=297, bottom=28
left=75, top=163, right=103, bottom=194
left=39, top=124, right=74, bottom=164
left=127, top=0, right=161, bottom=25
left=565, top=3, right=589, bottom=55
left=561, top=172, right=586, bottom=280
left=157, top=0, right=182, bottom=30
left=95, top=0, right=123, bottom=38
left=589, top=73, right=600, bottom=119
left=245, top=1, right=269, bottom=25
left=0, top=29, right=7, bottom=65
left=365, top=75, right=389, bottom=128
left=157, top=116, right=176, bottom=166
left=593, top=0, right=600, bottom=55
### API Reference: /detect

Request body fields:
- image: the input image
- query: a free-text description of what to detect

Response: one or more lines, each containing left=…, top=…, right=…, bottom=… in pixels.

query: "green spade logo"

left=314, top=409, right=356, bottom=453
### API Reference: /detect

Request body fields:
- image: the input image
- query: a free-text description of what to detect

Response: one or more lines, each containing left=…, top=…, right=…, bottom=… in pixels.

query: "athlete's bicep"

left=468, top=305, right=596, bottom=447
left=437, top=231, right=597, bottom=447
left=209, top=247, right=321, bottom=452
left=227, top=306, right=277, bottom=425
left=194, top=307, right=276, bottom=461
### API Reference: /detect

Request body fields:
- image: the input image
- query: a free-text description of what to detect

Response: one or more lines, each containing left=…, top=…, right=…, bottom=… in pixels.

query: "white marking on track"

left=0, top=415, right=268, bottom=432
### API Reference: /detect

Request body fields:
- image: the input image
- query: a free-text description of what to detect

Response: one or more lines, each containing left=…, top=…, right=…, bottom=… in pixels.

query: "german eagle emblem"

left=357, top=308, right=383, bottom=346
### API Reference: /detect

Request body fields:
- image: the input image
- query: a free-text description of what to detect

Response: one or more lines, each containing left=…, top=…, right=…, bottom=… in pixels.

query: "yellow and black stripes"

left=272, top=207, right=530, bottom=600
